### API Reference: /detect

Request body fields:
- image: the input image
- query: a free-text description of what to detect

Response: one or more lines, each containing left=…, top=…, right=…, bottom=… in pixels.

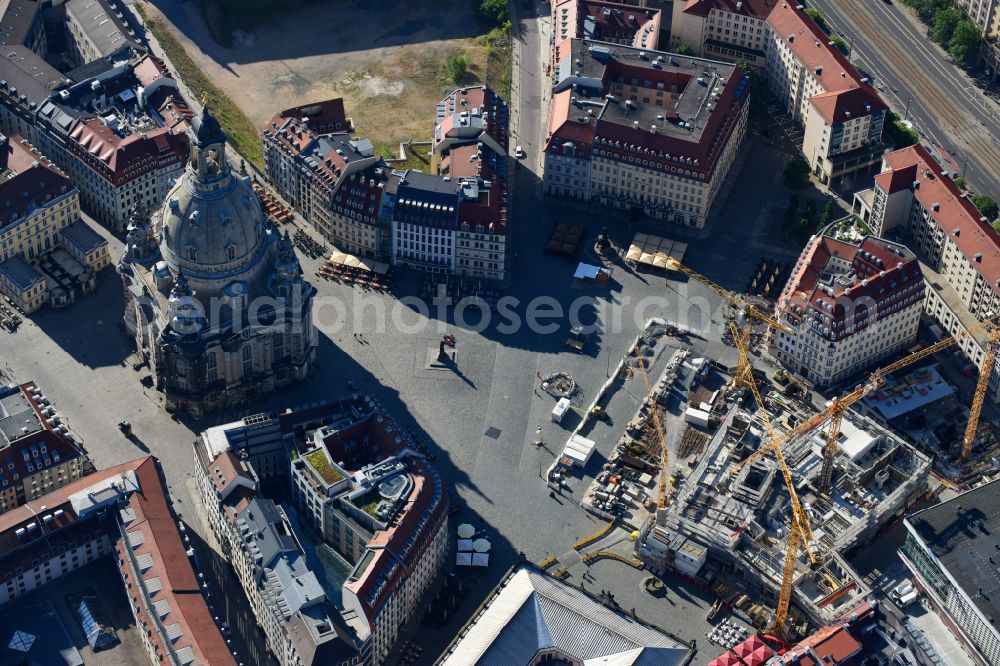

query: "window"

left=242, top=345, right=253, bottom=377
left=206, top=353, right=217, bottom=384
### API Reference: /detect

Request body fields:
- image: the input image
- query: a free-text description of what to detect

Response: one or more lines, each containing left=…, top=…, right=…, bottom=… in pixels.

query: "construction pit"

left=636, top=379, right=932, bottom=638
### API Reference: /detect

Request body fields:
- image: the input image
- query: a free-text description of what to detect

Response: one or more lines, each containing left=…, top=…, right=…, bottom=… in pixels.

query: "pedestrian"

left=536, top=371, right=541, bottom=379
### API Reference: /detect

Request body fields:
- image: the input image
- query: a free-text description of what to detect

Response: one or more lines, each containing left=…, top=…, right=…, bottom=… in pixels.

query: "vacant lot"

left=145, top=0, right=507, bottom=150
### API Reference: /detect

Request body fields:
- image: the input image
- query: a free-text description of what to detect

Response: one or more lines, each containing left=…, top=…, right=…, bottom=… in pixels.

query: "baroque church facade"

left=120, top=108, right=317, bottom=417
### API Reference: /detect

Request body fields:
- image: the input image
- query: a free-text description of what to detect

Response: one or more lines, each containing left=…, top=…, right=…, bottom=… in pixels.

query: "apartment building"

left=33, top=51, right=192, bottom=231
left=764, top=2, right=885, bottom=184
left=955, top=0, right=999, bottom=35
left=543, top=39, right=749, bottom=229
left=801, top=85, right=886, bottom=186
left=289, top=409, right=449, bottom=663
left=194, top=447, right=365, bottom=666
left=264, top=87, right=509, bottom=280
left=771, top=234, right=924, bottom=387
left=64, top=0, right=140, bottom=68
left=0, top=1, right=184, bottom=232
left=0, top=382, right=92, bottom=514
left=0, top=455, right=235, bottom=666
left=670, top=0, right=772, bottom=66
left=116, top=456, right=238, bottom=666
left=0, top=133, right=108, bottom=312
left=432, top=85, right=509, bottom=280
left=899, top=480, right=1000, bottom=666
left=859, top=144, right=1000, bottom=401
left=550, top=0, right=662, bottom=69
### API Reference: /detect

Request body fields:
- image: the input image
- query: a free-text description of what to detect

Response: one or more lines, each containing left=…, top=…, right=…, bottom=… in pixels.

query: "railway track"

left=819, top=0, right=1000, bottom=189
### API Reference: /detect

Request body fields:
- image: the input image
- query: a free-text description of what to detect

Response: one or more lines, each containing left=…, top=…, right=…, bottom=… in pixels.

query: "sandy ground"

left=144, top=0, right=489, bottom=145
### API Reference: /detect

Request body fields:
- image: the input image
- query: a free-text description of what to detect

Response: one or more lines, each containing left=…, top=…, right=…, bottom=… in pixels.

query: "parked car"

left=515, top=145, right=526, bottom=159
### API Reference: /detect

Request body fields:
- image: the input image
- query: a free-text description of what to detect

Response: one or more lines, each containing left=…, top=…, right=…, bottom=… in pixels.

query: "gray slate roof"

left=907, top=478, right=1000, bottom=628
left=437, top=565, right=691, bottom=665
left=0, top=254, right=44, bottom=291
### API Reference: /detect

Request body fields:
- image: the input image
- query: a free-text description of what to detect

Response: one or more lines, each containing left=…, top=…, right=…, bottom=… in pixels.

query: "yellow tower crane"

left=962, top=326, right=1000, bottom=459
left=732, top=314, right=1000, bottom=491
left=664, top=257, right=793, bottom=388
left=634, top=339, right=671, bottom=510
left=730, top=323, right=820, bottom=635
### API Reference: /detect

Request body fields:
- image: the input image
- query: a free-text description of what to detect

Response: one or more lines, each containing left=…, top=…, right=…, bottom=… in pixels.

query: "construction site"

left=636, top=387, right=932, bottom=634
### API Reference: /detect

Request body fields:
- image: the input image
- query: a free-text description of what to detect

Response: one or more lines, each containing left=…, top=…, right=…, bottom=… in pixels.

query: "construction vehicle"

left=633, top=344, right=671, bottom=511
left=730, top=323, right=820, bottom=635
left=664, top=257, right=793, bottom=388
left=733, top=314, right=1000, bottom=491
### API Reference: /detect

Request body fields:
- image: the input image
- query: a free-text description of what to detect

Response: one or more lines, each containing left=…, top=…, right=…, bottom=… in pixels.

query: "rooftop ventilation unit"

left=931, top=202, right=940, bottom=212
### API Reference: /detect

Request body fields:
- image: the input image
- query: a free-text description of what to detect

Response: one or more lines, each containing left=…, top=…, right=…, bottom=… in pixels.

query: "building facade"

left=763, top=2, right=886, bottom=184
left=670, top=0, right=771, bottom=66
left=263, top=87, right=509, bottom=281
left=543, top=39, right=749, bottom=229
left=289, top=406, right=449, bottom=664
left=0, top=0, right=189, bottom=233
left=0, top=382, right=92, bottom=514
left=194, top=417, right=369, bottom=666
left=899, top=480, right=1000, bottom=666
left=0, top=133, right=108, bottom=312
left=0, top=455, right=236, bottom=666
left=859, top=144, right=1000, bottom=401
left=120, top=108, right=317, bottom=417
left=771, top=234, right=924, bottom=386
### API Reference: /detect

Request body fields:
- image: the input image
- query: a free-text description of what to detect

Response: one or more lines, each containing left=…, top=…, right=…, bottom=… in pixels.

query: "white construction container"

left=552, top=397, right=571, bottom=423
left=685, top=407, right=710, bottom=428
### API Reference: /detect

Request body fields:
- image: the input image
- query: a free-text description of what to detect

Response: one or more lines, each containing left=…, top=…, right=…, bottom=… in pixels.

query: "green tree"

left=477, top=0, right=509, bottom=27
left=993, top=220, right=1000, bottom=234
left=971, top=194, right=999, bottom=221
left=783, top=195, right=800, bottom=237
left=931, top=7, right=961, bottom=45
left=954, top=177, right=967, bottom=190
left=445, top=53, right=470, bottom=84
left=734, top=58, right=768, bottom=110
left=799, top=199, right=818, bottom=238
left=784, top=157, right=811, bottom=188
left=819, top=199, right=837, bottom=229
left=805, top=8, right=826, bottom=32
left=948, top=21, right=981, bottom=62
left=675, top=44, right=696, bottom=56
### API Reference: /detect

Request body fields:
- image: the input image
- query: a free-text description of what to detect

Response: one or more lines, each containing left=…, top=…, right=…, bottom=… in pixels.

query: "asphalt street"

left=0, top=3, right=825, bottom=663
left=807, top=0, right=1000, bottom=198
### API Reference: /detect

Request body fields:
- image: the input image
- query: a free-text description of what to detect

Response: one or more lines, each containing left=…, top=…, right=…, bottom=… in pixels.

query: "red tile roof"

left=121, top=457, right=237, bottom=665
left=777, top=235, right=923, bottom=340
left=66, top=118, right=188, bottom=186
left=276, top=99, right=351, bottom=133
left=683, top=0, right=776, bottom=18
left=880, top=144, right=1000, bottom=294
left=767, top=2, right=862, bottom=93
left=328, top=414, right=448, bottom=623
left=0, top=135, right=73, bottom=227
left=809, top=84, right=885, bottom=125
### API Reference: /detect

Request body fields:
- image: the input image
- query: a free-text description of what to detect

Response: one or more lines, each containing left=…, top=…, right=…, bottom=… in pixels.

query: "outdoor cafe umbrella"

left=457, top=539, right=474, bottom=552
left=472, top=538, right=491, bottom=553
left=457, top=523, right=475, bottom=539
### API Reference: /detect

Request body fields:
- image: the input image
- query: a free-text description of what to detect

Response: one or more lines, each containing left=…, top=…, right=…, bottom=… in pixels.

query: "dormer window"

left=186, top=245, right=197, bottom=262
left=226, top=244, right=236, bottom=261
